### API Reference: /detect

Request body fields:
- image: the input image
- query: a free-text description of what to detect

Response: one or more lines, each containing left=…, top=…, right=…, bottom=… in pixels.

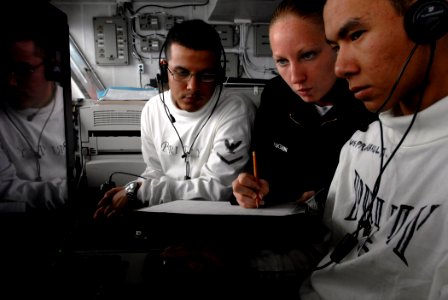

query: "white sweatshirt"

left=0, top=85, right=67, bottom=212
left=301, top=95, right=448, bottom=300
left=136, top=87, right=256, bottom=206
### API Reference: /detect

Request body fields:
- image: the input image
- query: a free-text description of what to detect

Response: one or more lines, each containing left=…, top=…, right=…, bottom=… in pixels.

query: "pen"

left=252, top=151, right=261, bottom=208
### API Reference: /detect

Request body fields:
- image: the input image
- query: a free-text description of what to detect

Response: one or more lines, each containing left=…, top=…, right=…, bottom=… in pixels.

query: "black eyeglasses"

left=4, top=61, right=44, bottom=78
left=167, top=66, right=217, bottom=83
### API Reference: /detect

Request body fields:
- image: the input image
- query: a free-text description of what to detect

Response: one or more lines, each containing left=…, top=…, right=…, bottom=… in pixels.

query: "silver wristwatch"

left=124, top=181, right=139, bottom=202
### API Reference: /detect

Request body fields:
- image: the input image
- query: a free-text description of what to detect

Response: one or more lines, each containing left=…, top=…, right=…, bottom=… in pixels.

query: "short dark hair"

left=320, top=0, right=413, bottom=16
left=163, top=19, right=223, bottom=67
left=1, top=2, right=62, bottom=60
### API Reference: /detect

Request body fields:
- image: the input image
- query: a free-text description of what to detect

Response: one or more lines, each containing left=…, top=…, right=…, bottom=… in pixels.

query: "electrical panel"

left=214, top=24, right=235, bottom=48
left=93, top=16, right=129, bottom=65
left=134, top=14, right=186, bottom=54
left=140, top=38, right=161, bottom=53
left=224, top=53, right=238, bottom=78
left=165, top=15, right=184, bottom=30
left=138, top=13, right=184, bottom=32
left=254, top=24, right=271, bottom=57
left=139, top=13, right=160, bottom=30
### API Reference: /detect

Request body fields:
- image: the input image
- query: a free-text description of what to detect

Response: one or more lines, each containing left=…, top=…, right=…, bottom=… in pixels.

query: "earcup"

left=158, top=59, right=168, bottom=84
left=404, top=0, right=448, bottom=44
left=44, top=57, right=62, bottom=82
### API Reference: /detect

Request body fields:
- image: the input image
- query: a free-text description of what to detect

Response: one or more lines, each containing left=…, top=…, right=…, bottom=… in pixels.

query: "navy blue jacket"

left=253, top=76, right=376, bottom=205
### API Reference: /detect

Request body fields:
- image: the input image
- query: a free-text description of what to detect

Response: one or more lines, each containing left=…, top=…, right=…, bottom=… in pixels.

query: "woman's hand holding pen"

left=297, top=190, right=316, bottom=204
left=232, top=172, right=269, bottom=208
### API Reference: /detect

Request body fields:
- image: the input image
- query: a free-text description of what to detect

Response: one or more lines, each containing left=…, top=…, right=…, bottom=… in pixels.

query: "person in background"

left=94, top=19, right=256, bottom=219
left=300, top=0, right=448, bottom=298
left=0, top=6, right=71, bottom=298
left=232, top=0, right=375, bottom=209
left=0, top=20, right=67, bottom=212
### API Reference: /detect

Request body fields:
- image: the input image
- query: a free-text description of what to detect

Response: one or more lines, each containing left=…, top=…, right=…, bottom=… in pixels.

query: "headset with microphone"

left=315, top=0, right=448, bottom=270
left=156, top=20, right=227, bottom=180
left=157, top=21, right=227, bottom=88
left=1, top=31, right=61, bottom=181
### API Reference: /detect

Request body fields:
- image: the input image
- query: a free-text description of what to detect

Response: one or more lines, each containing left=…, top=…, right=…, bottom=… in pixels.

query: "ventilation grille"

left=94, top=110, right=141, bottom=126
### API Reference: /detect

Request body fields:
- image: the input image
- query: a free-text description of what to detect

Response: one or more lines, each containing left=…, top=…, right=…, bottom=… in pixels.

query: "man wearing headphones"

left=0, top=18, right=67, bottom=212
left=94, top=20, right=256, bottom=218
left=300, top=0, right=448, bottom=298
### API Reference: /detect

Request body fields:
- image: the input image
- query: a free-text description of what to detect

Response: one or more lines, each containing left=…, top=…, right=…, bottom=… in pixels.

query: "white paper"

left=139, top=200, right=304, bottom=216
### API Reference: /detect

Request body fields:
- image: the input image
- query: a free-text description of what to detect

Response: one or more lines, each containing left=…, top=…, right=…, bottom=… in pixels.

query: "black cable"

left=375, top=43, right=419, bottom=114
left=3, top=90, right=57, bottom=181
left=158, top=82, right=222, bottom=180
left=184, top=85, right=223, bottom=156
left=100, top=171, right=148, bottom=194
left=135, top=0, right=210, bottom=13
left=108, top=171, right=147, bottom=182
left=139, top=67, right=143, bottom=88
left=157, top=37, right=226, bottom=180
left=123, top=1, right=135, bottom=15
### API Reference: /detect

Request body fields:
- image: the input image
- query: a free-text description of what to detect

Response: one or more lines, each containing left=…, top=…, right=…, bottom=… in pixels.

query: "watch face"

left=125, top=182, right=137, bottom=193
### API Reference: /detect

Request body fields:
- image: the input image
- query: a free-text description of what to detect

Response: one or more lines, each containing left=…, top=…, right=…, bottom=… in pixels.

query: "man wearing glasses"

left=94, top=19, right=256, bottom=218
left=0, top=20, right=67, bottom=212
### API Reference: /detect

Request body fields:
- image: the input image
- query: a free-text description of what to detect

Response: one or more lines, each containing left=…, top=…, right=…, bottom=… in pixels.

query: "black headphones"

left=158, top=52, right=169, bottom=86
left=43, top=53, right=63, bottom=83
left=404, top=0, right=448, bottom=44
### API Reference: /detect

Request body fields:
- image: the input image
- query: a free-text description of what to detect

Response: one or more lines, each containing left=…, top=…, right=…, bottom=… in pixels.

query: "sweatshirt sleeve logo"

left=225, top=139, right=242, bottom=154
left=217, top=139, right=243, bottom=165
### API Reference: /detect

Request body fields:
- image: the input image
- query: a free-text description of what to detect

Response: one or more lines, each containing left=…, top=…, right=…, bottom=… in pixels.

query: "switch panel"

left=164, top=15, right=184, bottom=30
left=140, top=38, right=161, bottom=53
left=93, top=16, right=129, bottom=65
left=139, top=13, right=160, bottom=31
left=224, top=53, right=238, bottom=78
left=254, top=24, right=271, bottom=57
left=214, top=24, right=234, bottom=48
